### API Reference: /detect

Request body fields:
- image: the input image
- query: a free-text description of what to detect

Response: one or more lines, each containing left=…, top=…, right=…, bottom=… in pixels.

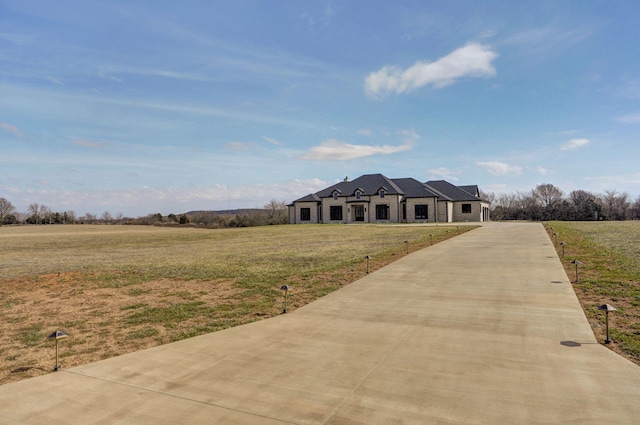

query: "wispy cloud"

left=560, top=138, right=590, bottom=151
left=615, top=112, right=640, bottom=124
left=503, top=23, right=596, bottom=51
left=262, top=136, right=283, bottom=146
left=477, top=161, right=522, bottom=176
left=224, top=141, right=252, bottom=152
left=0, top=122, right=23, bottom=137
left=301, top=129, right=418, bottom=161
left=365, top=43, right=498, bottom=98
left=73, top=139, right=106, bottom=148
left=427, top=167, right=462, bottom=181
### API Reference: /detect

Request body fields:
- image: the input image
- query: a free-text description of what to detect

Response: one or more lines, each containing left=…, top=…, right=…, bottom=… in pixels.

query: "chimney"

left=344, top=176, right=349, bottom=182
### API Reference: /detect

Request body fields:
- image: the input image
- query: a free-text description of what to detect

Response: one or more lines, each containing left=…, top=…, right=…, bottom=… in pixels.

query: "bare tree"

left=27, top=203, right=51, bottom=224
left=101, top=211, right=113, bottom=224
left=0, top=197, right=16, bottom=224
left=264, top=199, right=288, bottom=225
left=601, top=190, right=630, bottom=220
left=631, top=196, right=640, bottom=220
left=83, top=213, right=97, bottom=224
left=533, top=183, right=563, bottom=209
left=63, top=210, right=76, bottom=224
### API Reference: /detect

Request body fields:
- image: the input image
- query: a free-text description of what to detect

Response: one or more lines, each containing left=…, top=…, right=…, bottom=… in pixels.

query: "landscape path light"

left=597, top=304, right=617, bottom=344
left=560, top=241, right=566, bottom=258
left=404, top=240, right=409, bottom=254
left=429, top=234, right=433, bottom=245
left=553, top=232, right=558, bottom=247
left=280, top=285, right=290, bottom=313
left=572, top=260, right=583, bottom=283
left=365, top=255, right=371, bottom=274
left=47, top=329, right=69, bottom=371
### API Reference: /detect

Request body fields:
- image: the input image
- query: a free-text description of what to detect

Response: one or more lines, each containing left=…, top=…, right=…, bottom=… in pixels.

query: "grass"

left=546, top=221, right=640, bottom=362
left=0, top=223, right=472, bottom=384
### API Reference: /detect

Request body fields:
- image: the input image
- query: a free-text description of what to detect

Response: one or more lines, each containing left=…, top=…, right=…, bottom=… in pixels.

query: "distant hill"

left=184, top=209, right=264, bottom=216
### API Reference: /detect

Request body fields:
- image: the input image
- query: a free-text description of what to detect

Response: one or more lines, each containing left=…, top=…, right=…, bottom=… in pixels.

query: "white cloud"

left=364, top=43, right=498, bottom=98
left=301, top=139, right=413, bottom=161
left=357, top=129, right=374, bottom=137
left=615, top=112, right=640, bottom=124
left=536, top=166, right=549, bottom=176
left=0, top=122, right=22, bottom=137
left=301, top=130, right=418, bottom=161
left=560, top=138, right=590, bottom=151
left=262, top=136, right=283, bottom=146
left=477, top=161, right=522, bottom=176
left=427, top=167, right=462, bottom=181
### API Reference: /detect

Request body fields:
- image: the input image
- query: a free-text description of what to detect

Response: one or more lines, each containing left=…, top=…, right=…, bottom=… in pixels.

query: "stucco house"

left=288, top=173, right=490, bottom=224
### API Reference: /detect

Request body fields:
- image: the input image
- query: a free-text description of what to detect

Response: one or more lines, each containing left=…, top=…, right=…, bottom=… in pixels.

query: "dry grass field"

left=546, top=221, right=640, bottom=364
left=0, top=223, right=471, bottom=384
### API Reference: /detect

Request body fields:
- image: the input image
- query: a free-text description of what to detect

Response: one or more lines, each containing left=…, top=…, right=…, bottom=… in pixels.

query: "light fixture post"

left=280, top=285, right=289, bottom=313
left=598, top=304, right=617, bottom=344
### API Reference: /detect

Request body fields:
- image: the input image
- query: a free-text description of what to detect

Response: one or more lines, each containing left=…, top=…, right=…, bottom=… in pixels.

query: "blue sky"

left=1, top=1, right=639, bottom=216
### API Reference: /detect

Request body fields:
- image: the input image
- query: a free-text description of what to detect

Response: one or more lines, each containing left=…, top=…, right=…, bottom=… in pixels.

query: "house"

left=288, top=173, right=490, bottom=224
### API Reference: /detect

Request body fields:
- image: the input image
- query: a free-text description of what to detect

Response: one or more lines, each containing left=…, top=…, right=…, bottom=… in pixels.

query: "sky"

left=1, top=1, right=639, bottom=217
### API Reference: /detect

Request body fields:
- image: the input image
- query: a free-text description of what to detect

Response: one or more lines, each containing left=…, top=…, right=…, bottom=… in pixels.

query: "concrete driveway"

left=1, top=222, right=639, bottom=424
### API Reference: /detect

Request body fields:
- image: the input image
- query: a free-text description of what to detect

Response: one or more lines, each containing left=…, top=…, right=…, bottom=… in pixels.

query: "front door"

left=353, top=205, right=364, bottom=221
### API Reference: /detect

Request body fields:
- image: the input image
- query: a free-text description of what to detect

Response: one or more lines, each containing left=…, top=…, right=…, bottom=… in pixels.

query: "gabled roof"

left=290, top=175, right=486, bottom=204
left=458, top=185, right=479, bottom=197
left=291, top=193, right=321, bottom=203
left=425, top=180, right=482, bottom=202
left=316, top=174, right=404, bottom=198
left=392, top=178, right=441, bottom=198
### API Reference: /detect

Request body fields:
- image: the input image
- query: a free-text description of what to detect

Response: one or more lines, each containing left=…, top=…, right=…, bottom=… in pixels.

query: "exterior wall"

left=345, top=194, right=371, bottom=223
left=368, top=194, right=401, bottom=223
left=451, top=201, right=489, bottom=222
left=321, top=198, right=348, bottom=224
left=404, top=198, right=438, bottom=223
left=437, top=201, right=453, bottom=222
left=290, top=201, right=320, bottom=224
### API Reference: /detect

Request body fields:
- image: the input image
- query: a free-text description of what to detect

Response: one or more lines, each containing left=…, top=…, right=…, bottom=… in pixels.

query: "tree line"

left=2, top=186, right=639, bottom=227
left=0, top=199, right=289, bottom=227
left=482, top=184, right=640, bottom=221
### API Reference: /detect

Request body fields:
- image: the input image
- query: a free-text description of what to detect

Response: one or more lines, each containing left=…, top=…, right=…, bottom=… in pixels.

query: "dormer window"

left=379, top=189, right=385, bottom=198
left=333, top=192, right=339, bottom=200
left=356, top=192, right=361, bottom=200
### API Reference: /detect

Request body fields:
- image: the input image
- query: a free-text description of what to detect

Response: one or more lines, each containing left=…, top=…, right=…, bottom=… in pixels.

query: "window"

left=356, top=191, right=361, bottom=200
left=330, top=206, right=343, bottom=220
left=462, top=204, right=472, bottom=214
left=333, top=192, right=339, bottom=200
left=415, top=204, right=428, bottom=219
left=300, top=208, right=311, bottom=221
left=375, top=204, right=389, bottom=220
left=379, top=189, right=385, bottom=198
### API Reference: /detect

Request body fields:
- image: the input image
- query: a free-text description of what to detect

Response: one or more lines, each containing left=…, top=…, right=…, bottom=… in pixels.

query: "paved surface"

left=1, top=223, right=639, bottom=424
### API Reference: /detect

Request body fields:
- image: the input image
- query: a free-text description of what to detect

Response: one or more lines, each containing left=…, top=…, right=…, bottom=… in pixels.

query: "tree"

left=601, top=190, right=630, bottom=220
left=569, top=190, right=600, bottom=220
left=28, top=203, right=43, bottom=224
left=101, top=211, right=113, bottom=224
left=264, top=199, right=288, bottom=225
left=0, top=197, right=16, bottom=224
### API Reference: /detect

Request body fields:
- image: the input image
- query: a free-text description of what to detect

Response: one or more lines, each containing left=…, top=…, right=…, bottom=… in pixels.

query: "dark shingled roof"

left=291, top=193, right=321, bottom=203
left=290, top=174, right=485, bottom=204
left=315, top=174, right=404, bottom=198
left=424, top=180, right=482, bottom=202
left=392, top=178, right=441, bottom=198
